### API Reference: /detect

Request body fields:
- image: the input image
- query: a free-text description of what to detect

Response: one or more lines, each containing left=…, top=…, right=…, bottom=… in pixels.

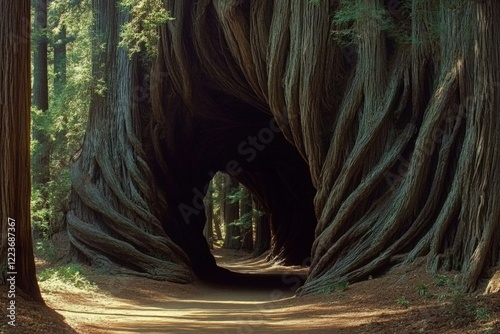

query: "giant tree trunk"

left=66, top=0, right=191, bottom=282
left=0, top=0, right=43, bottom=301
left=148, top=0, right=500, bottom=293
left=69, top=0, right=500, bottom=293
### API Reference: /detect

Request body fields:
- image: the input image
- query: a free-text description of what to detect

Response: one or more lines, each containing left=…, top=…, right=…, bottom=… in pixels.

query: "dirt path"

left=3, top=249, right=499, bottom=333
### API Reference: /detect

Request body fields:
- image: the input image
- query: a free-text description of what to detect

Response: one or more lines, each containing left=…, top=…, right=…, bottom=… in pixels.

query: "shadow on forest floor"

left=11, top=247, right=500, bottom=333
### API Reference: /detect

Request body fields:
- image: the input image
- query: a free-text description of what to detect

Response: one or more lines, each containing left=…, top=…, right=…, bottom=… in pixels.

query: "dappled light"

left=2, top=0, right=500, bottom=333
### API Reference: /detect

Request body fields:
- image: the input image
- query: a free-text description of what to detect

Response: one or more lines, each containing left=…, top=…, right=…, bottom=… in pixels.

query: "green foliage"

left=229, top=211, right=253, bottom=229
left=31, top=0, right=92, bottom=241
left=396, top=295, right=410, bottom=308
left=417, top=283, right=433, bottom=298
left=319, top=280, right=349, bottom=294
left=331, top=0, right=411, bottom=47
left=433, top=274, right=460, bottom=291
left=476, top=307, right=491, bottom=322
left=227, top=185, right=263, bottom=230
left=38, top=264, right=97, bottom=291
left=227, top=184, right=246, bottom=204
left=431, top=274, right=491, bottom=327
left=434, top=274, right=449, bottom=287
left=119, top=0, right=173, bottom=57
left=35, top=239, right=59, bottom=262
left=449, top=290, right=477, bottom=327
left=448, top=289, right=491, bottom=327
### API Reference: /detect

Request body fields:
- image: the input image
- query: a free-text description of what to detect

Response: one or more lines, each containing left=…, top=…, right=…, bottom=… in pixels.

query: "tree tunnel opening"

left=156, top=94, right=317, bottom=289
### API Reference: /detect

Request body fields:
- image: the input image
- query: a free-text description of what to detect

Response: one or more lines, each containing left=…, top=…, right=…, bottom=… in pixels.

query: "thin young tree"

left=252, top=196, right=270, bottom=257
left=32, top=0, right=51, bottom=237
left=239, top=185, right=254, bottom=252
left=213, top=172, right=224, bottom=241
left=222, top=175, right=241, bottom=250
left=203, top=180, right=214, bottom=249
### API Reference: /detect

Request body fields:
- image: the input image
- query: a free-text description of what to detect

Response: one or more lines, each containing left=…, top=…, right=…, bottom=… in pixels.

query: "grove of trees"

left=66, top=0, right=500, bottom=294
left=1, top=0, right=499, bottom=298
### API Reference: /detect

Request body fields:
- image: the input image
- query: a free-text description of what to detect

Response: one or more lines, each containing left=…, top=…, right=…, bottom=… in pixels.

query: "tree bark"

left=222, top=174, right=241, bottom=250
left=252, top=196, right=270, bottom=257
left=149, top=0, right=500, bottom=293
left=240, top=185, right=253, bottom=252
left=32, top=0, right=49, bottom=111
left=32, top=0, right=51, bottom=236
left=66, top=0, right=191, bottom=282
left=203, top=181, right=214, bottom=249
left=70, top=0, right=500, bottom=293
left=213, top=173, right=223, bottom=241
left=0, top=0, right=43, bottom=301
left=53, top=25, right=67, bottom=95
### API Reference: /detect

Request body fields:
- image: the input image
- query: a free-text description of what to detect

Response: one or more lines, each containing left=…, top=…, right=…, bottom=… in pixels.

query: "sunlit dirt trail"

left=35, top=249, right=499, bottom=334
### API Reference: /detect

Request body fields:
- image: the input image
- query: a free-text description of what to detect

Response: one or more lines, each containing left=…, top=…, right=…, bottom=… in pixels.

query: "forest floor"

left=1, top=240, right=500, bottom=334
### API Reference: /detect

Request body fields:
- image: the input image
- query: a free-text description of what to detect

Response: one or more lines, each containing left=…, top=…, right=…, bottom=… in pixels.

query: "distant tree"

left=203, top=181, right=214, bottom=249
left=53, top=23, right=67, bottom=94
left=32, top=0, right=92, bottom=237
left=212, top=173, right=223, bottom=241
left=252, top=197, right=270, bottom=258
left=222, top=175, right=241, bottom=250
left=0, top=0, right=43, bottom=301
left=31, top=0, right=51, bottom=239
left=239, top=185, right=253, bottom=252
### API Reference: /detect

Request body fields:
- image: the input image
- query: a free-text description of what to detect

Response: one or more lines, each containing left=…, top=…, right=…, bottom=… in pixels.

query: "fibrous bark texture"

left=67, top=0, right=191, bottom=283
left=149, top=0, right=500, bottom=293
left=0, top=0, right=43, bottom=301
left=70, top=0, right=500, bottom=293
left=222, top=175, right=241, bottom=250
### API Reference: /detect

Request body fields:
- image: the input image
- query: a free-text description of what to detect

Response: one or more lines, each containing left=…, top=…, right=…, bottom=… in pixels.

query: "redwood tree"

left=222, top=175, right=241, bottom=250
left=252, top=197, right=270, bottom=257
left=0, top=0, right=43, bottom=301
left=69, top=0, right=500, bottom=293
left=66, top=0, right=191, bottom=282
left=239, top=186, right=253, bottom=252
left=32, top=0, right=51, bottom=235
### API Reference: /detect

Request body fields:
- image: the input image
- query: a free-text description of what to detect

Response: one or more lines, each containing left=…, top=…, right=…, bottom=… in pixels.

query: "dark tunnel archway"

left=153, top=92, right=317, bottom=288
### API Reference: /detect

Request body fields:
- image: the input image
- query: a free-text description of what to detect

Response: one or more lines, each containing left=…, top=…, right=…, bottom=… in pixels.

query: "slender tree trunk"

left=0, top=0, right=43, bottom=302
left=32, top=0, right=51, bottom=238
left=222, top=175, right=240, bottom=249
left=240, top=186, right=253, bottom=252
left=49, top=22, right=69, bottom=236
left=53, top=25, right=67, bottom=95
left=203, top=182, right=214, bottom=249
left=213, top=173, right=223, bottom=241
left=32, top=0, right=49, bottom=111
left=252, top=197, right=270, bottom=257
